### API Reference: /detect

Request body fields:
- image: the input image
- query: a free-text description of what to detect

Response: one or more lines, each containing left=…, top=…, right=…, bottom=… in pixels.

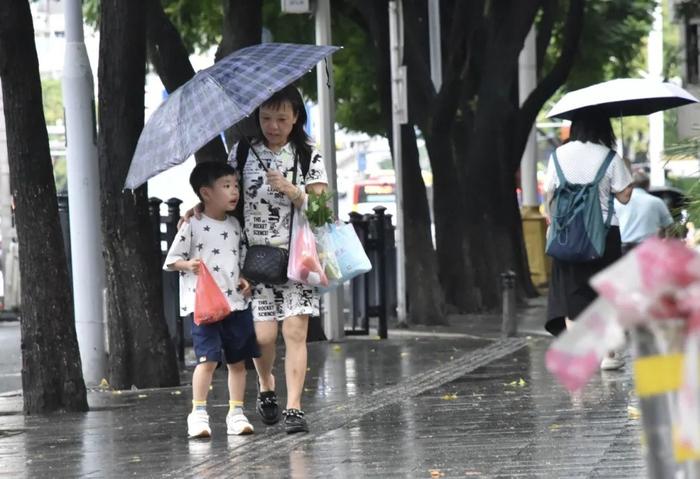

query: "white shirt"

left=163, top=215, right=248, bottom=316
left=545, top=141, right=632, bottom=226
left=615, top=188, right=674, bottom=243
left=228, top=142, right=328, bottom=247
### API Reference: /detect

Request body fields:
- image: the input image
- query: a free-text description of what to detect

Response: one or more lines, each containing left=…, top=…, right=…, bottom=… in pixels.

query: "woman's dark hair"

left=569, top=110, right=616, bottom=149
left=253, top=85, right=312, bottom=162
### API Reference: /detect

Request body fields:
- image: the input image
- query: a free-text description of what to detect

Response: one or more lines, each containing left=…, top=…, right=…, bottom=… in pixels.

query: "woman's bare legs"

left=281, top=315, right=309, bottom=410
left=253, top=321, right=279, bottom=392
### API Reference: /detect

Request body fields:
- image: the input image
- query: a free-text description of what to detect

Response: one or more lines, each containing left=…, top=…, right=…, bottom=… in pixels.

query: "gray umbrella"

left=125, top=42, right=340, bottom=189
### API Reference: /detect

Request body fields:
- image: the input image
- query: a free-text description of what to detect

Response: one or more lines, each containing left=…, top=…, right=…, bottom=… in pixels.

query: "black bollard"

left=501, top=271, right=517, bottom=337
left=373, top=206, right=388, bottom=339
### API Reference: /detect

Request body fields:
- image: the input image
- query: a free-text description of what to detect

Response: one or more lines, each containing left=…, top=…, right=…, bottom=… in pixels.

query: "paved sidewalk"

left=0, top=299, right=645, bottom=478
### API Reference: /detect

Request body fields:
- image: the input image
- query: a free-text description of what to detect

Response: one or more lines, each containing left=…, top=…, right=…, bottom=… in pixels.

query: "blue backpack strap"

left=551, top=150, right=567, bottom=185
left=593, top=150, right=616, bottom=184
left=592, top=149, right=617, bottom=228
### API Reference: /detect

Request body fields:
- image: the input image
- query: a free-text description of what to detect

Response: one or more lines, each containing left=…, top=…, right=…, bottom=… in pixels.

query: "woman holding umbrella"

left=544, top=110, right=633, bottom=371
left=228, top=85, right=328, bottom=434
left=184, top=86, right=324, bottom=433
left=543, top=78, right=698, bottom=370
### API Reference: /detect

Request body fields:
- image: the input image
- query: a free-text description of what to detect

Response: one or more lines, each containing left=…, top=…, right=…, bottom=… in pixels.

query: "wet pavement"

left=0, top=299, right=646, bottom=478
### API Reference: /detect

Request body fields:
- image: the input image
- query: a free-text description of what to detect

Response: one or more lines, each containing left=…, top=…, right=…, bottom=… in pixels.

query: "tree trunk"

left=355, top=0, right=448, bottom=323
left=400, top=125, right=447, bottom=324
left=99, top=0, right=179, bottom=389
left=145, top=0, right=226, bottom=163
left=0, top=1, right=87, bottom=413
left=215, top=0, right=262, bottom=61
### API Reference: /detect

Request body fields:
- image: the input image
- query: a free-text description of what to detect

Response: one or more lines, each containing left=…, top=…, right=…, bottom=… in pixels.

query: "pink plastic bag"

left=287, top=206, right=328, bottom=287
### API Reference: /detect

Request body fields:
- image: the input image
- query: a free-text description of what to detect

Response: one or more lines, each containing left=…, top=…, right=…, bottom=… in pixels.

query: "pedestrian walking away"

left=164, top=161, right=259, bottom=439
left=544, top=110, right=633, bottom=370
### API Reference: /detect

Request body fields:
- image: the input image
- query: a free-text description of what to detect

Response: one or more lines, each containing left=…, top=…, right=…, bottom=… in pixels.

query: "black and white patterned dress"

left=229, top=141, right=328, bottom=322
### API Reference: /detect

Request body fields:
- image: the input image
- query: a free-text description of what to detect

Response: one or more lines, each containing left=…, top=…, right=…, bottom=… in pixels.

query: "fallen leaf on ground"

left=429, top=469, right=445, bottom=478
left=628, top=405, right=641, bottom=419
left=98, top=378, right=110, bottom=389
left=441, top=393, right=458, bottom=400
left=549, top=424, right=561, bottom=431
left=332, top=345, right=342, bottom=352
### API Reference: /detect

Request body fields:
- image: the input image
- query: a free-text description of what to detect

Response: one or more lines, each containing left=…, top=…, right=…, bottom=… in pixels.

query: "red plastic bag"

left=194, top=262, right=231, bottom=326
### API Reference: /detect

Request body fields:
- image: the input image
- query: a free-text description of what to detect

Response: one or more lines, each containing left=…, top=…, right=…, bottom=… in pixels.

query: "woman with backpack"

left=544, top=110, right=633, bottom=370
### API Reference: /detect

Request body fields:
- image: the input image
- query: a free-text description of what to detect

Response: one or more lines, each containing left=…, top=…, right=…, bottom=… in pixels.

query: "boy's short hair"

left=189, top=161, right=238, bottom=201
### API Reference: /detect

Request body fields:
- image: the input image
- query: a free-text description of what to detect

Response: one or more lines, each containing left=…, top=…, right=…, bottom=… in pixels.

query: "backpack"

left=232, top=140, right=311, bottom=226
left=545, top=149, right=615, bottom=263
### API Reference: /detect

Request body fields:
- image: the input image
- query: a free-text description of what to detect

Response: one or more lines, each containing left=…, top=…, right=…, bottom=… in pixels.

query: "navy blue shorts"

left=191, top=307, right=260, bottom=365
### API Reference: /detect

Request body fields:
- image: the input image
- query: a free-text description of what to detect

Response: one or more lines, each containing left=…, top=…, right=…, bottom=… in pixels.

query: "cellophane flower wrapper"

left=547, top=238, right=700, bottom=396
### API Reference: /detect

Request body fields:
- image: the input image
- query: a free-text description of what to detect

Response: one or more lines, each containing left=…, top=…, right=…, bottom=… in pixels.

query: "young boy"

left=164, top=161, right=259, bottom=438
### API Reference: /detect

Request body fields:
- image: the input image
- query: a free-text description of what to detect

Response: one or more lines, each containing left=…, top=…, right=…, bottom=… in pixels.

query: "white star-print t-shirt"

left=163, top=214, right=248, bottom=317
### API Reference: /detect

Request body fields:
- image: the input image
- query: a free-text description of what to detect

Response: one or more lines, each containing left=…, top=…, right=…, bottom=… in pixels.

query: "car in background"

left=351, top=178, right=397, bottom=219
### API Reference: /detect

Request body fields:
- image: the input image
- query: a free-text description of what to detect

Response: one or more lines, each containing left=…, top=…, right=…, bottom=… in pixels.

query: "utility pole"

left=519, top=27, right=538, bottom=209
left=0, top=81, right=14, bottom=310
left=314, top=0, right=344, bottom=341
left=63, top=0, right=106, bottom=384
left=649, top=0, right=665, bottom=186
left=389, top=1, right=408, bottom=324
left=519, top=26, right=549, bottom=287
left=428, top=0, right=441, bottom=91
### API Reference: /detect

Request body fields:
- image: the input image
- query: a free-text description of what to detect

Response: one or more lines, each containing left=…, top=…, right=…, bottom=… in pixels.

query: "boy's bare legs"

left=188, top=361, right=217, bottom=438
left=226, top=361, right=253, bottom=435
left=192, top=361, right=217, bottom=401
left=253, top=321, right=279, bottom=392
left=282, top=315, right=309, bottom=411
left=227, top=361, right=246, bottom=403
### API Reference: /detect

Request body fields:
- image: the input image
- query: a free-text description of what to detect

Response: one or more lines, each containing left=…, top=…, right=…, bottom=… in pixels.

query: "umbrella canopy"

left=546, top=78, right=698, bottom=120
left=125, top=42, right=340, bottom=189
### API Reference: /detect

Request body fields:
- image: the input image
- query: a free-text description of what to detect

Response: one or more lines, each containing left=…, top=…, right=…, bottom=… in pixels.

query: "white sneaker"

left=227, top=411, right=254, bottom=435
left=187, top=410, right=211, bottom=438
left=601, top=352, right=625, bottom=371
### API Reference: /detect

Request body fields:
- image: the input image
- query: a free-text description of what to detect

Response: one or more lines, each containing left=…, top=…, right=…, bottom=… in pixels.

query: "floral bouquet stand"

left=546, top=238, right=700, bottom=478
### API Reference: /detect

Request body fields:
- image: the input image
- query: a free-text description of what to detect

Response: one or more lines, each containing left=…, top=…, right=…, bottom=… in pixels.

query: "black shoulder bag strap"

left=239, top=135, right=300, bottom=250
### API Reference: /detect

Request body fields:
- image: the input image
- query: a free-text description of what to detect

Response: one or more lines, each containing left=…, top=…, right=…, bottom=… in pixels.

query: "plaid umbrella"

left=124, top=42, right=340, bottom=189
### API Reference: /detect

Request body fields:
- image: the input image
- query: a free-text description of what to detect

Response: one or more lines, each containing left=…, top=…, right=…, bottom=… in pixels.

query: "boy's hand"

left=238, top=277, right=252, bottom=298
left=185, top=259, right=202, bottom=275
left=177, top=203, right=204, bottom=229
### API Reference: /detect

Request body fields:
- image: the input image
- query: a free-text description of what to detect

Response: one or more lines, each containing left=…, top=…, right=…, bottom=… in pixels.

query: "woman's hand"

left=177, top=203, right=204, bottom=229
left=266, top=169, right=295, bottom=196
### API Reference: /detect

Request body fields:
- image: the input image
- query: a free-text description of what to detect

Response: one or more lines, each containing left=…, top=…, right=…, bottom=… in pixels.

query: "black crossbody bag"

left=241, top=142, right=299, bottom=285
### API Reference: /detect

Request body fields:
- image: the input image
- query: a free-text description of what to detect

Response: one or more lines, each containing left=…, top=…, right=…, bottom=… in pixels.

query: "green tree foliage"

left=41, top=77, right=62, bottom=125
left=543, top=0, right=654, bottom=90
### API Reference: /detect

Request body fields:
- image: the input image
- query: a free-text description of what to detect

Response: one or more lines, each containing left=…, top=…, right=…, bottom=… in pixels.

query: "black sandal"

left=282, top=408, right=309, bottom=434
left=256, top=380, right=280, bottom=425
